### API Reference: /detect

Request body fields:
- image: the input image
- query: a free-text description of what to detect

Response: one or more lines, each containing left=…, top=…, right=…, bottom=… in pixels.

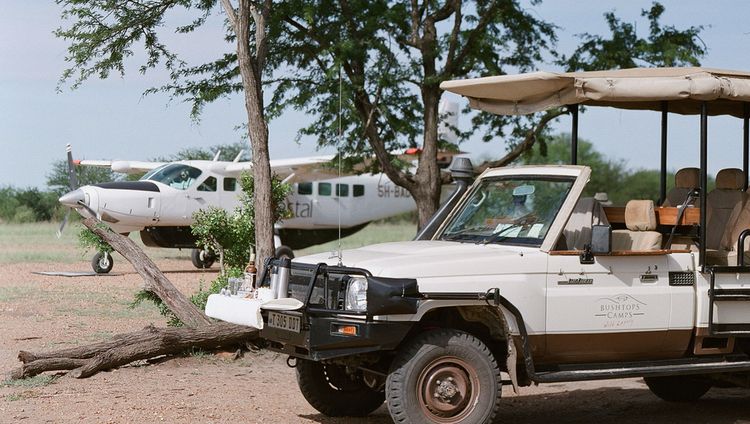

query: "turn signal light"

left=332, top=324, right=359, bottom=336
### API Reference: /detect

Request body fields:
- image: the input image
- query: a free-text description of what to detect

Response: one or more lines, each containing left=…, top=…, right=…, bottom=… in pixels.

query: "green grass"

left=0, top=220, right=417, bottom=264
left=2, top=375, right=57, bottom=388
left=297, top=222, right=417, bottom=257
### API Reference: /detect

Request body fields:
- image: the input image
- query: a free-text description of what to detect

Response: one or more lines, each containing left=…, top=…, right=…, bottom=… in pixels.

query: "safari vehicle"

left=252, top=68, right=750, bottom=423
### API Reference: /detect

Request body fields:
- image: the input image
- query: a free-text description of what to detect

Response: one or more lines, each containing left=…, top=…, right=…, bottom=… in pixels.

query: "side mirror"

left=591, top=224, right=612, bottom=254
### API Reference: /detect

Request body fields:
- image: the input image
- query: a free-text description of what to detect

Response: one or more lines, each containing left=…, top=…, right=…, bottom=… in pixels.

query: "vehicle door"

left=183, top=175, right=222, bottom=219
left=545, top=253, right=673, bottom=363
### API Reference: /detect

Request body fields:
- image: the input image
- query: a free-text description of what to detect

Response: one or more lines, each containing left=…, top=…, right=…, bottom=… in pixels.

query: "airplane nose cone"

left=59, top=189, right=85, bottom=208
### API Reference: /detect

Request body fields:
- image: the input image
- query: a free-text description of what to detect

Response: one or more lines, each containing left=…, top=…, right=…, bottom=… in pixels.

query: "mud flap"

left=506, top=336, right=519, bottom=394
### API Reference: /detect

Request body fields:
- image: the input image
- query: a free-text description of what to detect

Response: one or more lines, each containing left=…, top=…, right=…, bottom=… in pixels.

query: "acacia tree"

left=56, top=0, right=277, bottom=264
left=271, top=1, right=705, bottom=228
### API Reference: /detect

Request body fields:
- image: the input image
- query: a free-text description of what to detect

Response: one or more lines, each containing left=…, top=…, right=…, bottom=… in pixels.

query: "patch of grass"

left=2, top=374, right=57, bottom=388
left=5, top=393, right=23, bottom=402
left=297, top=221, right=416, bottom=257
left=185, top=347, right=209, bottom=359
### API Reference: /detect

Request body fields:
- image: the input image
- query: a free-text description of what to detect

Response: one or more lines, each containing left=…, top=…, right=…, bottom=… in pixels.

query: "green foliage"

left=191, top=172, right=291, bottom=271
left=2, top=374, right=58, bottom=388
left=563, top=2, right=706, bottom=71
left=0, top=186, right=62, bottom=223
left=521, top=133, right=715, bottom=205
left=46, top=159, right=120, bottom=196
left=77, top=225, right=113, bottom=254
left=151, top=142, right=250, bottom=163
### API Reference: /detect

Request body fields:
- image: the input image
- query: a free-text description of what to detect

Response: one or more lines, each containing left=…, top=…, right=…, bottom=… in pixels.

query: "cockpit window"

left=439, top=176, right=574, bottom=246
left=140, top=164, right=202, bottom=190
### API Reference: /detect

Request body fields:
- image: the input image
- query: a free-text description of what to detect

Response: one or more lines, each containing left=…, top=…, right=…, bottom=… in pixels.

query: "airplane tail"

left=437, top=99, right=459, bottom=146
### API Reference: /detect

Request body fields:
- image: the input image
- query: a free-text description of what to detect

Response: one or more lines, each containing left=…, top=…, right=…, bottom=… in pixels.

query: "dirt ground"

left=1, top=258, right=750, bottom=424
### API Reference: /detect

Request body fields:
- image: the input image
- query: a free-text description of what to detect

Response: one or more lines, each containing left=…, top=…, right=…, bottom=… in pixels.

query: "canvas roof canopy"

left=440, top=67, right=750, bottom=118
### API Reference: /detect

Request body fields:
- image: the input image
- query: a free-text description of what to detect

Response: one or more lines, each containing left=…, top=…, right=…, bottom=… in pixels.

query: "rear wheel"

left=644, top=375, right=712, bottom=402
left=386, top=329, right=502, bottom=424
left=91, top=252, right=113, bottom=274
left=190, top=249, right=215, bottom=269
left=296, top=359, right=384, bottom=417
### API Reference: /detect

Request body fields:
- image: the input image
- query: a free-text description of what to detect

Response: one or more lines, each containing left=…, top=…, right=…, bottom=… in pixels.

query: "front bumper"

left=260, top=311, right=413, bottom=361
left=257, top=260, right=419, bottom=361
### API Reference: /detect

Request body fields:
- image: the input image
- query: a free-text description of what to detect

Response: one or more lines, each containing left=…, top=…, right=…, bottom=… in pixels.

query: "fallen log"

left=10, top=209, right=259, bottom=379
left=12, top=323, right=258, bottom=379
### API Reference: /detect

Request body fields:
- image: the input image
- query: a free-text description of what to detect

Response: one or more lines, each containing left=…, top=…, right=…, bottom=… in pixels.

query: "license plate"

left=267, top=311, right=301, bottom=333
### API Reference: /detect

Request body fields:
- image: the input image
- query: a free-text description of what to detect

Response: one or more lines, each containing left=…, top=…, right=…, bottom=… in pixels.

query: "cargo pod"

left=442, top=67, right=750, bottom=348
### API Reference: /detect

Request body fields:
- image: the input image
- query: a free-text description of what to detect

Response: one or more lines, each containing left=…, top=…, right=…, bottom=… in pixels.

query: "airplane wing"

left=224, top=155, right=337, bottom=178
left=75, top=160, right=166, bottom=174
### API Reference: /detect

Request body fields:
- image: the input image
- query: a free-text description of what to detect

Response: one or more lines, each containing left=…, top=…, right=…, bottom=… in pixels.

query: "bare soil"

left=1, top=259, right=749, bottom=423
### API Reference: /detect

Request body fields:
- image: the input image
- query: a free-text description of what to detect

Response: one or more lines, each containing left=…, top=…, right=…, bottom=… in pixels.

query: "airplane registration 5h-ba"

left=58, top=149, right=427, bottom=273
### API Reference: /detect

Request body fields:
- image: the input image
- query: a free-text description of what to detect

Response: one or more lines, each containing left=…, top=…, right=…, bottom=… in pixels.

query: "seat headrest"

left=625, top=200, right=657, bottom=231
left=675, top=167, right=699, bottom=189
left=716, top=168, right=744, bottom=190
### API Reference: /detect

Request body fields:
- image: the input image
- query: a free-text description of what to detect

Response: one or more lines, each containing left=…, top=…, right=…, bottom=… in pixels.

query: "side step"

left=707, top=266, right=750, bottom=336
left=533, top=357, right=750, bottom=383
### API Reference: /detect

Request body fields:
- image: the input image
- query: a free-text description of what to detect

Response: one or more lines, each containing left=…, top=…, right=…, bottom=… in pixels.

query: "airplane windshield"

left=141, top=164, right=202, bottom=190
left=439, top=176, right=574, bottom=246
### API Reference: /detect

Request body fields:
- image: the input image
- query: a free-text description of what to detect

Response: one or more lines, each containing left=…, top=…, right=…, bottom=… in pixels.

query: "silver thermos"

left=269, top=265, right=280, bottom=299
left=276, top=257, right=291, bottom=299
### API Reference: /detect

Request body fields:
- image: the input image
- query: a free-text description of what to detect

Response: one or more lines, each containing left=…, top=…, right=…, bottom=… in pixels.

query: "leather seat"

left=708, top=194, right=750, bottom=266
left=663, top=167, right=699, bottom=207
left=612, top=200, right=662, bottom=251
left=706, top=168, right=748, bottom=249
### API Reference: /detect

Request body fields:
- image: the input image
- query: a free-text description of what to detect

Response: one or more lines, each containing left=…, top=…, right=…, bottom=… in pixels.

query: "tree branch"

left=476, top=109, right=566, bottom=173
left=220, top=0, right=238, bottom=32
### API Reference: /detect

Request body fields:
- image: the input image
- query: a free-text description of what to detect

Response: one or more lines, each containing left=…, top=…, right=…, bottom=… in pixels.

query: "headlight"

left=345, top=276, right=368, bottom=312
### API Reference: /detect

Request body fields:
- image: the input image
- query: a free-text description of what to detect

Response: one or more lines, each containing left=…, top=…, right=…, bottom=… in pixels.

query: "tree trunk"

left=235, top=0, right=275, bottom=266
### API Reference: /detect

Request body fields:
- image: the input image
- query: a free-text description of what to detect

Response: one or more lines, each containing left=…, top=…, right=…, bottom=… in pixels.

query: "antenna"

left=336, top=61, right=344, bottom=266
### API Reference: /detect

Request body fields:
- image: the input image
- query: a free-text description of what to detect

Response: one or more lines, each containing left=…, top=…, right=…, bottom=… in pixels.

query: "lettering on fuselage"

left=287, top=200, right=314, bottom=218
left=377, top=183, right=411, bottom=198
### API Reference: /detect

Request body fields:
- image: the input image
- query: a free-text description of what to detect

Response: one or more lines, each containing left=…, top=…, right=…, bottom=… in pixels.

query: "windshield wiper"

left=441, top=226, right=490, bottom=242
left=480, top=224, right=522, bottom=245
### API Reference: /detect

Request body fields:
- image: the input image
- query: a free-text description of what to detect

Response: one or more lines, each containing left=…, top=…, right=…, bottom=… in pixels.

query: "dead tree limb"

left=10, top=209, right=259, bottom=380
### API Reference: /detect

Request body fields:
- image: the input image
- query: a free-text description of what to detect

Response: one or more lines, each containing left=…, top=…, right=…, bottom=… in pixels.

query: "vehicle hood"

left=295, top=240, right=535, bottom=278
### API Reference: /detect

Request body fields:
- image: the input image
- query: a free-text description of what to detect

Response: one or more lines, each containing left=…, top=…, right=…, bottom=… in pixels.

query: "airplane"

left=59, top=102, right=461, bottom=274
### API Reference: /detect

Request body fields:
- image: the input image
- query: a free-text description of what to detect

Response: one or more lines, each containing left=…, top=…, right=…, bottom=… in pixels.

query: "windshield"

left=439, top=176, right=574, bottom=246
left=140, top=164, right=202, bottom=190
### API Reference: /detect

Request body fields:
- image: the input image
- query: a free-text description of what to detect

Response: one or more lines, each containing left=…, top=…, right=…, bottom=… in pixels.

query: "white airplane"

left=59, top=102, right=462, bottom=273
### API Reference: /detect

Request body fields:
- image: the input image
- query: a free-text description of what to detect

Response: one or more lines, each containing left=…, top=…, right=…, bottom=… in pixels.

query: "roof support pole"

left=699, top=101, right=708, bottom=270
left=744, top=102, right=749, bottom=191
left=570, top=105, right=579, bottom=165
left=660, top=101, right=669, bottom=205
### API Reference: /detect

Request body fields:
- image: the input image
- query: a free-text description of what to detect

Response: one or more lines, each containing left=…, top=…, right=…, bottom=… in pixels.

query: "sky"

left=1, top=1, right=750, bottom=189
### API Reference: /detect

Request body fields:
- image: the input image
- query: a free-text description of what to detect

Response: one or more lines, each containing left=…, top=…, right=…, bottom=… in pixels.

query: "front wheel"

left=386, top=329, right=502, bottom=424
left=644, top=375, right=712, bottom=402
left=296, top=359, right=384, bottom=417
left=190, top=249, right=215, bottom=269
left=91, top=252, right=113, bottom=274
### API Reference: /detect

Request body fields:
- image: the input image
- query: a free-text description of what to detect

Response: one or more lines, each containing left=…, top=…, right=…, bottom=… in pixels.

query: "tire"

left=275, top=245, right=294, bottom=259
left=644, top=375, right=712, bottom=402
left=386, top=329, right=502, bottom=424
left=296, top=359, right=384, bottom=417
left=190, top=249, right=215, bottom=269
left=91, top=252, right=113, bottom=274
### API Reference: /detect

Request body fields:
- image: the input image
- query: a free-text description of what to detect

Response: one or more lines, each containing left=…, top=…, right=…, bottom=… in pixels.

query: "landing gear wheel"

left=190, top=249, right=215, bottom=269
left=275, top=245, right=294, bottom=259
left=644, top=375, right=712, bottom=402
left=296, top=359, right=384, bottom=417
left=91, top=252, right=113, bottom=274
left=386, top=329, right=502, bottom=424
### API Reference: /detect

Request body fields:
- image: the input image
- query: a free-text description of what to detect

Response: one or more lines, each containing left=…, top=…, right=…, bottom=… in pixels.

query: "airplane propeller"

left=56, top=143, right=79, bottom=237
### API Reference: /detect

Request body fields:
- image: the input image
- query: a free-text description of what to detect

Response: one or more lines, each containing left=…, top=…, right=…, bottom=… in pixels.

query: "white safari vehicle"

left=231, top=68, right=750, bottom=423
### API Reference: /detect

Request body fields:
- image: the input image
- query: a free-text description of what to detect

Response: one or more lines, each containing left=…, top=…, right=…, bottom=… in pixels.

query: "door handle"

left=640, top=274, right=659, bottom=284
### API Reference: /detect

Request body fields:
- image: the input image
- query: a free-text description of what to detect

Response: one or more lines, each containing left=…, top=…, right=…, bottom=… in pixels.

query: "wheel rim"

left=98, top=254, right=110, bottom=269
left=416, top=356, right=480, bottom=423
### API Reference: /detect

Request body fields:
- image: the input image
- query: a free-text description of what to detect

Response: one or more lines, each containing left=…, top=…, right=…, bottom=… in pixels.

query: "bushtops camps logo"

left=594, top=294, right=646, bottom=329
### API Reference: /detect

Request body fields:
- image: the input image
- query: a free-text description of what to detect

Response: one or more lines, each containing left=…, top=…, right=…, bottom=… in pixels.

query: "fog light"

left=332, top=324, right=359, bottom=337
